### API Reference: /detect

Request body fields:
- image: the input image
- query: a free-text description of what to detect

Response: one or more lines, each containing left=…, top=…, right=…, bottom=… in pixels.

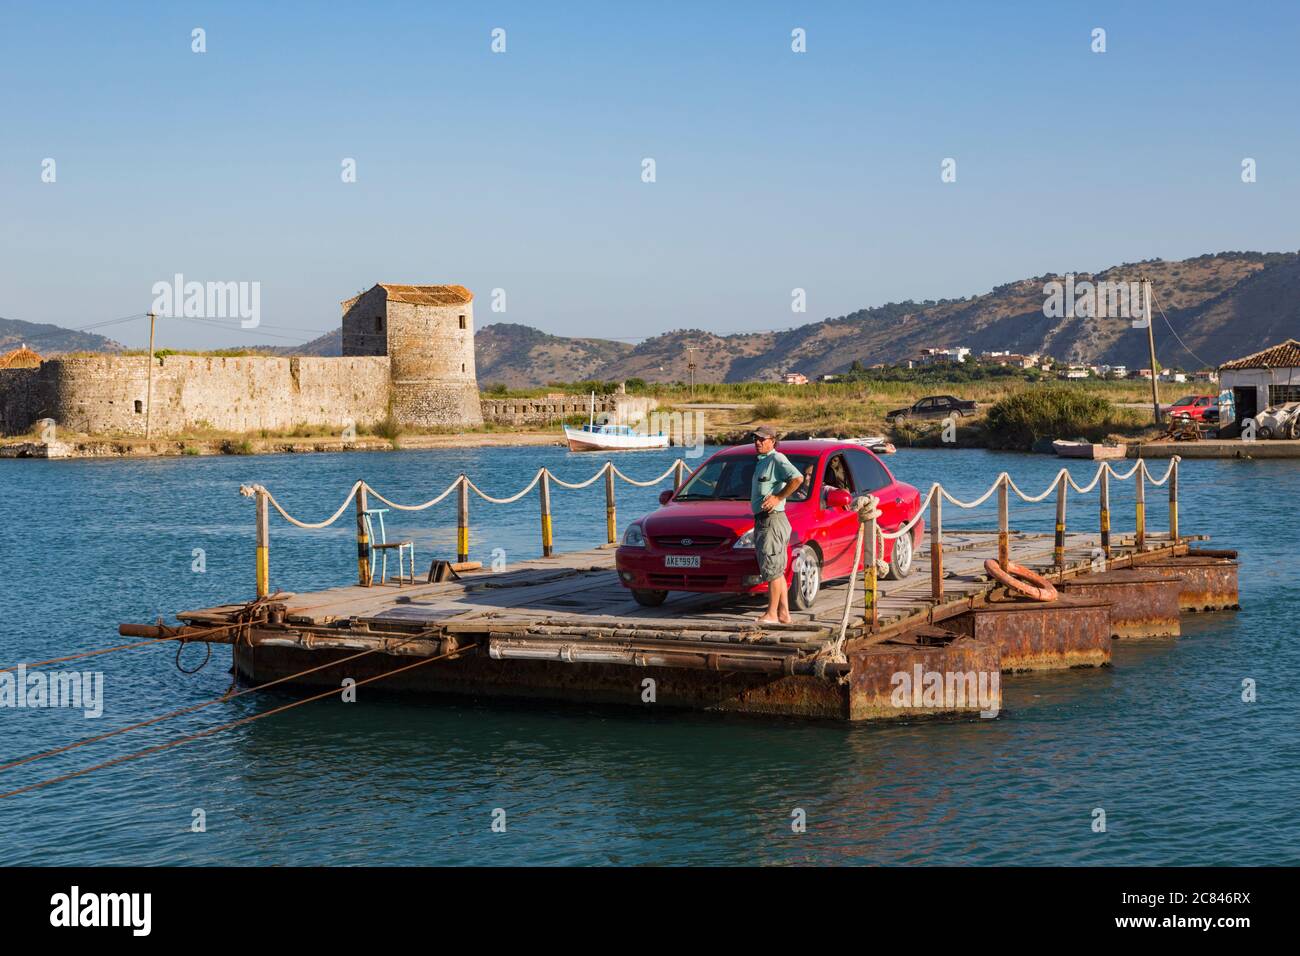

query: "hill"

left=14, top=251, right=1298, bottom=386
left=0, top=316, right=123, bottom=355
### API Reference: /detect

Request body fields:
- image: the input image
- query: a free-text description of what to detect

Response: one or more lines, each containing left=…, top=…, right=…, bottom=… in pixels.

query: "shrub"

left=751, top=399, right=783, bottom=419
left=984, top=388, right=1119, bottom=451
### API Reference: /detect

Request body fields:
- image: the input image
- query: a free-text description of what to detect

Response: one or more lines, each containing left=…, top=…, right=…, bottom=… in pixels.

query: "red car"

left=1168, top=395, right=1216, bottom=421
left=615, top=440, right=925, bottom=609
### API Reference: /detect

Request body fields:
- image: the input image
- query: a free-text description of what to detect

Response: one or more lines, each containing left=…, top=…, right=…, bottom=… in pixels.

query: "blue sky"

left=2, top=0, right=1297, bottom=349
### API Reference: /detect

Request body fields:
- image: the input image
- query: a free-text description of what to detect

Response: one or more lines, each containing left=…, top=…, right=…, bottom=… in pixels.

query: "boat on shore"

left=845, top=436, right=897, bottom=455
left=1052, top=439, right=1126, bottom=460
left=564, top=393, right=669, bottom=452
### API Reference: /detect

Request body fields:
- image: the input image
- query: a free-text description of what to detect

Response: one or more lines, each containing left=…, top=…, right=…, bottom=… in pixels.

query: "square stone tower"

left=341, top=284, right=483, bottom=428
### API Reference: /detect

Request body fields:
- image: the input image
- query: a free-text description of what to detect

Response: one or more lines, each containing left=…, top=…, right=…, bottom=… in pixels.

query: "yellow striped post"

left=997, top=476, right=1010, bottom=570
left=604, top=464, right=617, bottom=545
left=255, top=488, right=270, bottom=598
left=457, top=476, right=469, bottom=564
left=863, top=509, right=878, bottom=631
left=1099, top=467, right=1111, bottom=559
left=1168, top=458, right=1179, bottom=543
left=1135, top=463, right=1146, bottom=550
left=355, top=482, right=371, bottom=586
left=1054, top=473, right=1067, bottom=570
left=539, top=470, right=554, bottom=558
left=930, top=493, right=943, bottom=602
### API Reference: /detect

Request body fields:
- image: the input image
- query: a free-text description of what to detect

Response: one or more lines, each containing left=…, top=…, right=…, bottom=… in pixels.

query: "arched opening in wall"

left=374, top=316, right=384, bottom=334
left=134, top=400, right=143, bottom=413
left=461, top=363, right=466, bottom=372
left=459, top=315, right=467, bottom=330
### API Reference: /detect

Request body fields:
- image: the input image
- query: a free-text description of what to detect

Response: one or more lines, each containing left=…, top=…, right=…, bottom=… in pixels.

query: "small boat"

left=845, top=436, right=897, bottom=455
left=564, top=393, right=669, bottom=452
left=1052, top=438, right=1126, bottom=460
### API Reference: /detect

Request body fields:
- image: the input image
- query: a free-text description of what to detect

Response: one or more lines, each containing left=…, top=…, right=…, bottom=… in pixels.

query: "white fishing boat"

left=1052, top=439, right=1126, bottom=460
left=564, top=393, right=669, bottom=452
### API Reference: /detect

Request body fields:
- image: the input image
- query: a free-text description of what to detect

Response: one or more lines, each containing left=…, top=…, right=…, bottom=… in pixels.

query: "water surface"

left=0, top=445, right=1294, bottom=865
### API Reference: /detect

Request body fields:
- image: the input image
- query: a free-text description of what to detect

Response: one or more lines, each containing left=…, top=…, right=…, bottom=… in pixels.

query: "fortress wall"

left=0, top=368, right=44, bottom=435
left=41, top=355, right=392, bottom=437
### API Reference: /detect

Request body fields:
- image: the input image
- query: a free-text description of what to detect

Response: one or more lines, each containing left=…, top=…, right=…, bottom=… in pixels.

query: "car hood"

left=640, top=499, right=759, bottom=538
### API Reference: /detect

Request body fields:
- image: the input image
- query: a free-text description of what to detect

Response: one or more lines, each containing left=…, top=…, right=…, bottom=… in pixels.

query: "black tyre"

left=884, top=527, right=916, bottom=580
left=631, top=589, right=668, bottom=607
left=789, top=545, right=822, bottom=610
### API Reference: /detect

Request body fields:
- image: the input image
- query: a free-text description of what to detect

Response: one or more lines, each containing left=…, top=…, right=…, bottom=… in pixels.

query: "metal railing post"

left=604, top=464, right=617, bottom=545
left=1054, top=473, right=1067, bottom=570
left=1168, top=458, right=1179, bottom=543
left=997, top=476, right=1010, bottom=570
left=355, top=482, right=371, bottom=586
left=1135, top=463, right=1146, bottom=550
left=930, top=492, right=943, bottom=602
left=865, top=510, right=878, bottom=630
left=1099, top=466, right=1111, bottom=559
left=255, top=488, right=270, bottom=598
left=457, top=476, right=470, bottom=564
left=539, top=470, right=554, bottom=558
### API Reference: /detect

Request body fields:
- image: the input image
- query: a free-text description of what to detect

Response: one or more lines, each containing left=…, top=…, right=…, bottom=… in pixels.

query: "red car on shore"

left=615, top=440, right=924, bottom=609
left=1168, top=395, right=1216, bottom=421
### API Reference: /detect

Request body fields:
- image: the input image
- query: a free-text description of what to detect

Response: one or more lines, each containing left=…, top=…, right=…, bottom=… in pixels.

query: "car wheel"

left=1259, top=425, right=1273, bottom=440
left=884, top=526, right=915, bottom=580
left=631, top=589, right=668, bottom=607
left=789, top=545, right=821, bottom=610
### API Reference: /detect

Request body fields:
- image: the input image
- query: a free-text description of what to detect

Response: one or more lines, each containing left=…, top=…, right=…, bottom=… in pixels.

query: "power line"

left=1149, top=286, right=1215, bottom=370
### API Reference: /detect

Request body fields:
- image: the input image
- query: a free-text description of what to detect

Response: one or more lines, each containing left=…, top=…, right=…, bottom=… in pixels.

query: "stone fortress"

left=0, top=284, right=486, bottom=437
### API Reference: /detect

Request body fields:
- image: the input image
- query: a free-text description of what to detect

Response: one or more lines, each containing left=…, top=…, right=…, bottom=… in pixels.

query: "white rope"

left=939, top=476, right=1004, bottom=510
left=239, top=482, right=362, bottom=530
left=363, top=477, right=462, bottom=512
left=548, top=462, right=612, bottom=490
left=611, top=460, right=682, bottom=488
left=465, top=468, right=546, bottom=504
left=1140, top=457, right=1180, bottom=486
left=879, top=484, right=938, bottom=541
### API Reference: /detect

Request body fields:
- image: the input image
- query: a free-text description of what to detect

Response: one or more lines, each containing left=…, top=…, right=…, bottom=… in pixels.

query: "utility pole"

left=685, top=346, right=699, bottom=399
left=145, top=311, right=157, bottom=439
left=1142, top=277, right=1161, bottom=424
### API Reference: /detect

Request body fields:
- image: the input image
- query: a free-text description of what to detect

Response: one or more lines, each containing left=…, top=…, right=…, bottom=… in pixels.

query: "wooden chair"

left=362, top=508, right=415, bottom=585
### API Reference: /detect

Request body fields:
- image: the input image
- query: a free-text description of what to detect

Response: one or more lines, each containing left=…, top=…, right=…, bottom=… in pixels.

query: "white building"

left=1218, top=339, right=1300, bottom=433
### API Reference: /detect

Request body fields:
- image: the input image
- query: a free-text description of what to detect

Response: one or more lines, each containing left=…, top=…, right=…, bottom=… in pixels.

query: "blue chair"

left=362, top=508, right=415, bottom=585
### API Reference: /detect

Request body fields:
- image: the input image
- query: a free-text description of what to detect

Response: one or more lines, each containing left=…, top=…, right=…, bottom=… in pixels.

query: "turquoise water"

left=0, top=446, right=1295, bottom=865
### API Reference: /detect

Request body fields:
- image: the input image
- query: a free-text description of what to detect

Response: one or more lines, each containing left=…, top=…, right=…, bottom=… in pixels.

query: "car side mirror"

left=659, top=490, right=674, bottom=505
left=826, top=488, right=852, bottom=511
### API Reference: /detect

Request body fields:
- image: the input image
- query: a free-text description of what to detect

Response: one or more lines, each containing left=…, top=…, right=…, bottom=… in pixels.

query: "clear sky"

left=2, top=0, right=1298, bottom=350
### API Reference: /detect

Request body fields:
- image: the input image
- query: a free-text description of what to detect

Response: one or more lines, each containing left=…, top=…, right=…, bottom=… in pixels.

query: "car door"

left=815, top=452, right=861, bottom=578
left=846, top=449, right=908, bottom=549
left=914, top=397, right=936, bottom=419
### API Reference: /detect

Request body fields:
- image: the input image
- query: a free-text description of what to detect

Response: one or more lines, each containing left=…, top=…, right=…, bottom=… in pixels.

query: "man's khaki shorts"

left=754, top=510, right=791, bottom=583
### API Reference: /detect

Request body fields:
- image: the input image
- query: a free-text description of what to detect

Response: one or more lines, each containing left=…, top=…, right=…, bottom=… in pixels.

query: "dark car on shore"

left=885, top=395, right=978, bottom=422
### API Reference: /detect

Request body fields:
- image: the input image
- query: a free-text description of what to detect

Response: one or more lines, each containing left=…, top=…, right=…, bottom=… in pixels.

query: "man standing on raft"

left=748, top=425, right=803, bottom=625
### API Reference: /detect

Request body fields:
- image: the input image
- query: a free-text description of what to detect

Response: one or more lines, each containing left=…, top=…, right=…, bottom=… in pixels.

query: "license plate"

left=664, top=555, right=701, bottom=569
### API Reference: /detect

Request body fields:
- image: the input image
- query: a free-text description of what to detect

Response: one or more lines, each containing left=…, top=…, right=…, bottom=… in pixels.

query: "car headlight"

left=622, top=523, right=646, bottom=547
left=732, top=526, right=755, bottom=549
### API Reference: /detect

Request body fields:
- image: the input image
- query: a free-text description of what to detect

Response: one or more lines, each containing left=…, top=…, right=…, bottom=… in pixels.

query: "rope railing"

left=239, top=452, right=1183, bottom=665
left=238, top=458, right=691, bottom=595
left=820, top=456, right=1184, bottom=661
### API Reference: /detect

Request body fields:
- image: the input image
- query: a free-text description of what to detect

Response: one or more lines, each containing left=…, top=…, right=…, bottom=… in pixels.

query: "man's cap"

left=750, top=425, right=778, bottom=440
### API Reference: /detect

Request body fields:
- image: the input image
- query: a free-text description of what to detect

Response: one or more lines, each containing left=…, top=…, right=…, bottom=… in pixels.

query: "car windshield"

left=1173, top=396, right=1199, bottom=406
left=675, top=454, right=817, bottom=502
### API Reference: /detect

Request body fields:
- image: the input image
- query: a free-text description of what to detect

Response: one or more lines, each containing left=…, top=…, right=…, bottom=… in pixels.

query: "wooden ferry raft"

left=127, top=457, right=1241, bottom=721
